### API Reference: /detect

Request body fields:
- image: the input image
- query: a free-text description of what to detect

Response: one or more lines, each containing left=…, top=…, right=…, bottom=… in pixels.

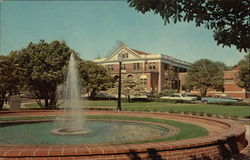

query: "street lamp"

left=117, top=54, right=123, bottom=111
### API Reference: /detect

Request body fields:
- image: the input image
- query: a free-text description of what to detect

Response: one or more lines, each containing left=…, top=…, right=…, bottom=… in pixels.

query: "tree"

left=214, top=61, right=229, bottom=71
left=0, top=55, right=20, bottom=110
left=110, top=76, right=146, bottom=101
left=11, top=40, right=72, bottom=109
left=164, top=65, right=177, bottom=90
left=237, top=52, right=250, bottom=94
left=78, top=60, right=113, bottom=98
left=185, top=59, right=224, bottom=96
left=127, top=0, right=250, bottom=52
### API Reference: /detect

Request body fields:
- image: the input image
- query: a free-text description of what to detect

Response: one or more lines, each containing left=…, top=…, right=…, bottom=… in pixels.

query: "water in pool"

left=0, top=120, right=168, bottom=145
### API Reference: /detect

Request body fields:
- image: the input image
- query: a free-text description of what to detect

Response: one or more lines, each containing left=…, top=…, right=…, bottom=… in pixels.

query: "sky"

left=0, top=1, right=245, bottom=66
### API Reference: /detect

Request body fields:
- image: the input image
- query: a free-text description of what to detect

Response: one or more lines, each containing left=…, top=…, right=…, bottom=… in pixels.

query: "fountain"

left=0, top=53, right=247, bottom=159
left=51, top=53, right=90, bottom=135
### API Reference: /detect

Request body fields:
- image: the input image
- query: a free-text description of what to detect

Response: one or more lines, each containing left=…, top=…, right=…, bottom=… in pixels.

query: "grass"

left=24, top=100, right=250, bottom=118
left=0, top=115, right=208, bottom=144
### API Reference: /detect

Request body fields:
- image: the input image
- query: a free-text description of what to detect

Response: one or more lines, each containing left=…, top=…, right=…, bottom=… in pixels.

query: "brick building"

left=93, top=44, right=190, bottom=93
left=179, top=68, right=250, bottom=99
left=93, top=44, right=249, bottom=99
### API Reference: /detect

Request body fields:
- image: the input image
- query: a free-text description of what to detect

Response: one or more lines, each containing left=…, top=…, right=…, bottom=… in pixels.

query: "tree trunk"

left=128, top=95, right=131, bottom=102
left=49, top=91, right=57, bottom=109
left=200, top=88, right=207, bottom=97
left=90, top=88, right=97, bottom=99
left=0, top=99, right=4, bottom=110
left=44, top=97, right=49, bottom=109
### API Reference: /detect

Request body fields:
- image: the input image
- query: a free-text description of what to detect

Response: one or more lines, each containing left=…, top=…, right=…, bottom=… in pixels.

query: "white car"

left=160, top=93, right=197, bottom=101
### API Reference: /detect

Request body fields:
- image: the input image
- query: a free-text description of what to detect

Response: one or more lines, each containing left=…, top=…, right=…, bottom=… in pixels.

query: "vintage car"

left=94, top=93, right=114, bottom=99
left=201, top=94, right=240, bottom=103
left=160, top=93, right=197, bottom=101
left=185, top=94, right=202, bottom=100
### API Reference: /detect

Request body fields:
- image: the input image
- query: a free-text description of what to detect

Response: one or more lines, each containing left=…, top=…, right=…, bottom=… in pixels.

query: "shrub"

left=176, top=110, right=181, bottom=114
left=184, top=110, right=190, bottom=115
left=192, top=111, right=198, bottom=115
left=152, top=93, right=161, bottom=99
left=143, top=109, right=150, bottom=112
left=244, top=115, right=250, bottom=119
left=215, top=114, right=221, bottom=118
left=147, top=98, right=193, bottom=104
left=130, top=98, right=150, bottom=102
left=223, top=114, right=228, bottom=119
left=207, top=113, right=212, bottom=117
left=169, top=109, right=175, bottom=113
left=209, top=101, right=249, bottom=106
left=232, top=115, right=238, bottom=120
left=152, top=109, right=158, bottom=112
left=199, top=112, right=205, bottom=116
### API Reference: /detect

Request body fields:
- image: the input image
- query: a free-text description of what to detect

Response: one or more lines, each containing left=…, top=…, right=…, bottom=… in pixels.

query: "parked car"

left=184, top=94, right=202, bottom=100
left=94, top=93, right=114, bottom=99
left=160, top=93, right=197, bottom=101
left=213, top=94, right=242, bottom=101
left=201, top=95, right=240, bottom=104
left=130, top=94, right=148, bottom=99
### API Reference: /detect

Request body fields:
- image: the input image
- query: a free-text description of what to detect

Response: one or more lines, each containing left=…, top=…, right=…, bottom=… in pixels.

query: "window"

left=133, top=63, right=140, bottom=70
left=149, top=63, right=156, bottom=70
left=121, top=64, right=126, bottom=70
left=140, top=75, right=147, bottom=85
left=122, top=53, right=128, bottom=59
left=107, top=65, right=113, bottom=71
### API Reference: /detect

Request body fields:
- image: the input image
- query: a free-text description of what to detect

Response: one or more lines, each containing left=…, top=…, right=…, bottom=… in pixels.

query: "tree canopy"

left=185, top=59, right=224, bottom=96
left=11, top=40, right=72, bottom=109
left=0, top=55, right=20, bottom=110
left=110, top=76, right=146, bottom=101
left=237, top=52, right=250, bottom=92
left=127, top=0, right=250, bottom=52
left=214, top=61, right=229, bottom=71
left=78, top=60, right=113, bottom=98
left=6, top=40, right=113, bottom=109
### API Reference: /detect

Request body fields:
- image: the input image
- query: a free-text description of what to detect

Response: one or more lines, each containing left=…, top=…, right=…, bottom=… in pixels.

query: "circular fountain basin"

left=0, top=120, right=170, bottom=145
left=0, top=110, right=247, bottom=160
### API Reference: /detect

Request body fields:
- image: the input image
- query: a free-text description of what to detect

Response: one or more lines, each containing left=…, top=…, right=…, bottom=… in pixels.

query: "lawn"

left=23, top=100, right=250, bottom=118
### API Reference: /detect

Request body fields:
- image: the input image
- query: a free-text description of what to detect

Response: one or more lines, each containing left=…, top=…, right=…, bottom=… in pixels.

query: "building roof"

left=93, top=44, right=191, bottom=68
left=131, top=49, right=151, bottom=55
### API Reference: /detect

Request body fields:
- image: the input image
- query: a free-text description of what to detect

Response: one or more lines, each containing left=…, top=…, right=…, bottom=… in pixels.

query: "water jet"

left=52, top=53, right=89, bottom=135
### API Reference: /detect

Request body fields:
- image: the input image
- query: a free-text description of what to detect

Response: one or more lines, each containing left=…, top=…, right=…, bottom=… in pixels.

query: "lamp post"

left=117, top=54, right=123, bottom=111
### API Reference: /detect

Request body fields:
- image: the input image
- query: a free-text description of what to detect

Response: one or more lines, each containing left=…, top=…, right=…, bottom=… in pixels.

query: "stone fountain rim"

left=0, top=110, right=247, bottom=159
